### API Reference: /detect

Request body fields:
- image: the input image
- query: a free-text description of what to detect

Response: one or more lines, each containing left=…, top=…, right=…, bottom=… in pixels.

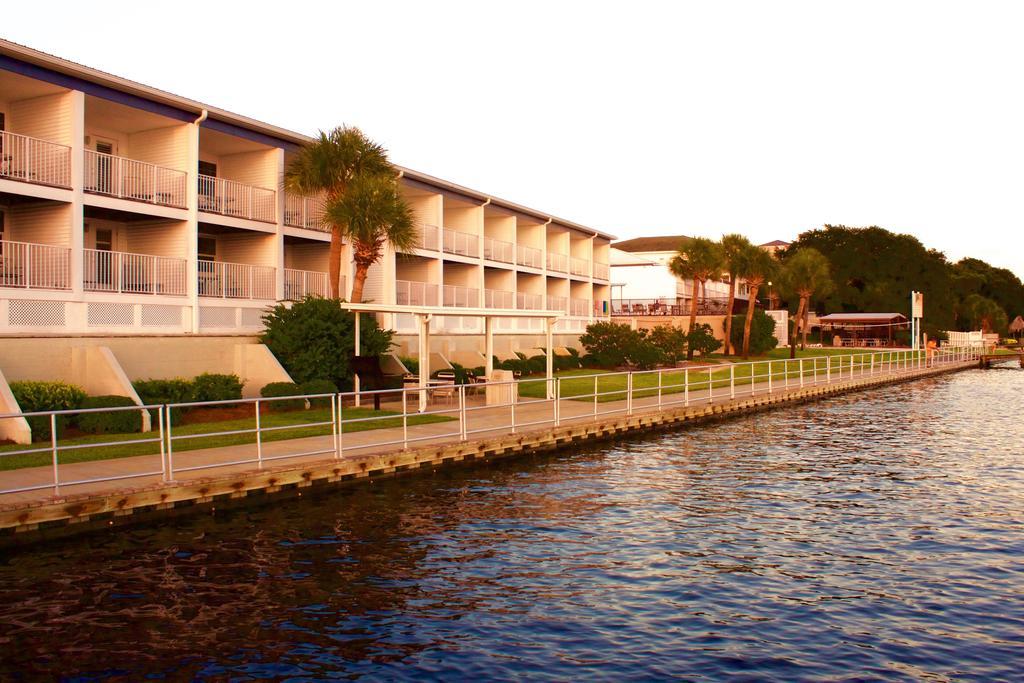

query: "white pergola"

left=338, top=303, right=566, bottom=411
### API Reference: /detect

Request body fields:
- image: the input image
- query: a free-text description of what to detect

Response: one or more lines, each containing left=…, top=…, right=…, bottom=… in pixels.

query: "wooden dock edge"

left=0, top=362, right=975, bottom=547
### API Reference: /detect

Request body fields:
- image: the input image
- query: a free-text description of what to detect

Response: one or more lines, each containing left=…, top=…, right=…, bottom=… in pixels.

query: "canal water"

left=0, top=367, right=1022, bottom=680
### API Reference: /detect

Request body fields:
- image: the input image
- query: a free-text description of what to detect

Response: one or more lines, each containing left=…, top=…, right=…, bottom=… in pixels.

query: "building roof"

left=760, top=239, right=791, bottom=247
left=818, top=313, right=908, bottom=324
left=0, top=38, right=615, bottom=240
left=613, top=235, right=692, bottom=253
left=610, top=248, right=658, bottom=267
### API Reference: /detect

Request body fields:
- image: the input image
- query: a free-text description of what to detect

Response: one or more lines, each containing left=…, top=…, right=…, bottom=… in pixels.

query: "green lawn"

left=0, top=407, right=453, bottom=471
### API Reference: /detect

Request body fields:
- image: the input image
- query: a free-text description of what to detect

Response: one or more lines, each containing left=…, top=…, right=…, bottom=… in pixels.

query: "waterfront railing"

left=0, top=348, right=980, bottom=498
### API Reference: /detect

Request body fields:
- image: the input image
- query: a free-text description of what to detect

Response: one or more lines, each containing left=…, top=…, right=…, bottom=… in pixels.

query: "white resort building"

left=0, top=39, right=613, bottom=368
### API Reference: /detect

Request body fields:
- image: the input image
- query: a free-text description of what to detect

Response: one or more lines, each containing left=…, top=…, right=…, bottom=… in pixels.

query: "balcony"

left=283, top=194, right=327, bottom=231
left=413, top=223, right=440, bottom=251
left=395, top=280, right=438, bottom=306
left=0, top=240, right=71, bottom=290
left=546, top=294, right=568, bottom=312
left=443, top=228, right=479, bottom=258
left=443, top=284, right=480, bottom=308
left=483, top=288, right=514, bottom=309
left=197, top=260, right=276, bottom=300
left=84, top=249, right=187, bottom=296
left=0, top=131, right=72, bottom=189
left=593, top=262, right=610, bottom=280
left=84, top=151, right=187, bottom=209
left=570, top=256, right=590, bottom=277
left=483, top=236, right=514, bottom=264
left=547, top=252, right=568, bottom=273
left=570, top=298, right=591, bottom=317
left=198, top=175, right=276, bottom=223
left=284, top=268, right=333, bottom=300
left=516, top=244, right=543, bottom=269
left=516, top=292, right=543, bottom=310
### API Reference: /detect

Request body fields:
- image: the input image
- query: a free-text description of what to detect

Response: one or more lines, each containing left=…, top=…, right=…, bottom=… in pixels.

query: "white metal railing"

left=516, top=292, right=544, bottom=310
left=484, top=288, right=514, bottom=309
left=0, top=240, right=71, bottom=290
left=517, top=244, right=543, bottom=269
left=83, top=150, right=187, bottom=208
left=197, top=260, right=276, bottom=299
left=546, top=294, right=568, bottom=312
left=197, top=174, right=276, bottom=223
left=283, top=193, right=327, bottom=231
left=547, top=252, right=568, bottom=273
left=570, top=297, right=591, bottom=317
left=443, top=228, right=479, bottom=257
left=593, top=262, right=610, bottom=280
left=395, top=279, right=439, bottom=306
left=0, top=131, right=72, bottom=188
left=483, top=236, right=514, bottom=263
left=284, top=268, right=332, bottom=300
left=570, top=256, right=590, bottom=277
left=0, top=348, right=979, bottom=498
left=414, top=223, right=441, bottom=251
left=84, top=249, right=187, bottom=296
left=443, top=284, right=480, bottom=308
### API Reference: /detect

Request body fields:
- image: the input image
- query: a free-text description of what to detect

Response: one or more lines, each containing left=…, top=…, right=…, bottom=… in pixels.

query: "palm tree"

left=779, top=248, right=834, bottom=358
left=963, top=294, right=1008, bottom=334
left=283, top=126, right=392, bottom=299
left=324, top=173, right=416, bottom=303
left=740, top=247, right=777, bottom=359
left=670, top=237, right=724, bottom=360
left=720, top=233, right=753, bottom=356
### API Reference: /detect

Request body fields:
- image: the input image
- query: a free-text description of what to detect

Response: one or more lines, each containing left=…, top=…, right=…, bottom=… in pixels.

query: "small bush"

left=647, top=326, right=689, bottom=364
left=132, top=378, right=195, bottom=405
left=688, top=323, right=723, bottom=357
left=192, top=373, right=243, bottom=402
left=728, top=312, right=779, bottom=357
left=579, top=322, right=663, bottom=369
left=399, top=356, right=419, bottom=375
left=77, top=396, right=142, bottom=435
left=9, top=381, right=86, bottom=442
left=554, top=348, right=583, bottom=372
left=299, top=379, right=338, bottom=408
left=260, top=381, right=305, bottom=411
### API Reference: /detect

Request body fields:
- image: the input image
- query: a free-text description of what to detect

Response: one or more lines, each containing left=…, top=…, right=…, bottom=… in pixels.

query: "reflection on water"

left=1, top=369, right=1022, bottom=680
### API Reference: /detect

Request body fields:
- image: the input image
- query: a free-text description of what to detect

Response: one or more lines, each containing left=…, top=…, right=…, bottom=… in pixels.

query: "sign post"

left=910, top=291, right=924, bottom=350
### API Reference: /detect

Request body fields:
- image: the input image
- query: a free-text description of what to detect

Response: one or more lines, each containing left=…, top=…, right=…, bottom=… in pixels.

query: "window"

left=95, top=229, right=113, bottom=251
left=198, top=236, right=217, bottom=261
left=198, top=161, right=217, bottom=177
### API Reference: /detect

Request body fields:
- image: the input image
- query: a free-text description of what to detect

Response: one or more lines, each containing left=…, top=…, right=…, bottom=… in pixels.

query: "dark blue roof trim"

left=201, top=117, right=299, bottom=152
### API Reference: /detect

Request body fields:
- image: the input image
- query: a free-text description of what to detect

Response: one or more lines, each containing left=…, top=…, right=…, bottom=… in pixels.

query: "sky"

left=5, top=1, right=1023, bottom=277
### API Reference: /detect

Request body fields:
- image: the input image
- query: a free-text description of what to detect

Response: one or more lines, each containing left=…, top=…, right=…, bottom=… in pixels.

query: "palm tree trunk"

left=741, top=285, right=760, bottom=359
left=349, top=262, right=370, bottom=304
left=328, top=227, right=344, bottom=299
left=724, top=277, right=736, bottom=356
left=801, top=305, right=810, bottom=350
left=790, top=297, right=807, bottom=359
left=686, top=278, right=700, bottom=361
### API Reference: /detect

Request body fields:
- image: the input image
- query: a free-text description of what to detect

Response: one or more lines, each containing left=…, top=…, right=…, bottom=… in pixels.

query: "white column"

left=545, top=316, right=554, bottom=399
left=485, top=315, right=494, bottom=378
left=185, top=120, right=201, bottom=333
left=273, top=148, right=285, bottom=301
left=69, top=90, right=85, bottom=298
left=353, top=312, right=361, bottom=407
left=418, top=313, right=431, bottom=412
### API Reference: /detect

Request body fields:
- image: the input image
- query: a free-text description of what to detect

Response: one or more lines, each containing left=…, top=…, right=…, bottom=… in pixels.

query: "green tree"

left=324, top=173, right=416, bottom=303
left=780, top=248, right=834, bottom=357
left=670, top=237, right=724, bottom=360
left=963, top=294, right=1008, bottom=334
left=740, top=247, right=778, bottom=359
left=729, top=310, right=779, bottom=356
left=720, top=233, right=753, bottom=356
left=283, top=126, right=393, bottom=299
left=261, top=297, right=394, bottom=389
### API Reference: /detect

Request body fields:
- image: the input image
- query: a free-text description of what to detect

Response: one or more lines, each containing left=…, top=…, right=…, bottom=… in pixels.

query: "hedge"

left=76, top=395, right=142, bottom=435
left=9, top=381, right=86, bottom=442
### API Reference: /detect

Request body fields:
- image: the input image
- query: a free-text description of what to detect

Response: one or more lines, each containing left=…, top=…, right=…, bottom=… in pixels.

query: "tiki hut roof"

left=1009, top=315, right=1024, bottom=333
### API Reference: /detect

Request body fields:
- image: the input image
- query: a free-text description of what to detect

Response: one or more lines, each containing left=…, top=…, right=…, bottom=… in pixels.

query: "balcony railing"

left=483, top=236, right=514, bottom=264
left=197, top=260, right=276, bottom=300
left=284, top=268, right=333, bottom=300
left=395, top=280, right=438, bottom=306
left=593, top=262, right=610, bottom=280
left=84, top=249, right=187, bottom=296
left=611, top=296, right=751, bottom=316
left=0, top=240, right=71, bottom=290
left=443, top=284, right=480, bottom=308
left=0, top=131, right=71, bottom=188
left=547, top=252, right=568, bottom=273
left=83, top=150, right=187, bottom=208
left=483, top=288, right=514, bottom=309
left=546, top=294, right=568, bottom=312
left=516, top=292, right=543, bottom=310
left=197, top=175, right=276, bottom=223
left=570, top=298, right=591, bottom=317
left=283, top=194, right=327, bottom=231
left=516, top=245, right=543, bottom=269
left=443, top=228, right=479, bottom=257
left=413, top=223, right=440, bottom=251
left=570, top=256, right=590, bottom=277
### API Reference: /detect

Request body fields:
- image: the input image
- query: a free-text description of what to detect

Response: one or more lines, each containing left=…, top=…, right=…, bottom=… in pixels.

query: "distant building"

left=759, top=239, right=791, bottom=257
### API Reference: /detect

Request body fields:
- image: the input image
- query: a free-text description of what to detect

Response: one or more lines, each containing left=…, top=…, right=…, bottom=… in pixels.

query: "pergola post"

left=545, top=317, right=554, bottom=400
left=353, top=312, right=361, bottom=407
left=418, top=313, right=431, bottom=412
left=485, top=315, right=494, bottom=378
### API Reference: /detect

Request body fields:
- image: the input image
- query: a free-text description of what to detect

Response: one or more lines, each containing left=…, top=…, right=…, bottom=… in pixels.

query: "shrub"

left=579, top=321, right=663, bottom=369
left=77, top=396, right=142, bottom=435
left=9, top=381, right=86, bottom=442
left=261, top=297, right=394, bottom=388
left=687, top=323, right=723, bottom=357
left=498, top=352, right=532, bottom=376
left=132, top=378, right=194, bottom=425
left=728, top=312, right=779, bottom=357
left=192, top=373, right=243, bottom=402
left=432, top=362, right=471, bottom=385
left=554, top=348, right=583, bottom=372
left=260, top=381, right=305, bottom=411
left=647, top=325, right=689, bottom=364
left=399, top=356, right=419, bottom=375
left=299, top=379, right=338, bottom=408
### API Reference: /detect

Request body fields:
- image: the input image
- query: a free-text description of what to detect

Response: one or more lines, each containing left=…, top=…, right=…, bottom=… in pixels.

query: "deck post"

left=353, top=313, right=361, bottom=407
